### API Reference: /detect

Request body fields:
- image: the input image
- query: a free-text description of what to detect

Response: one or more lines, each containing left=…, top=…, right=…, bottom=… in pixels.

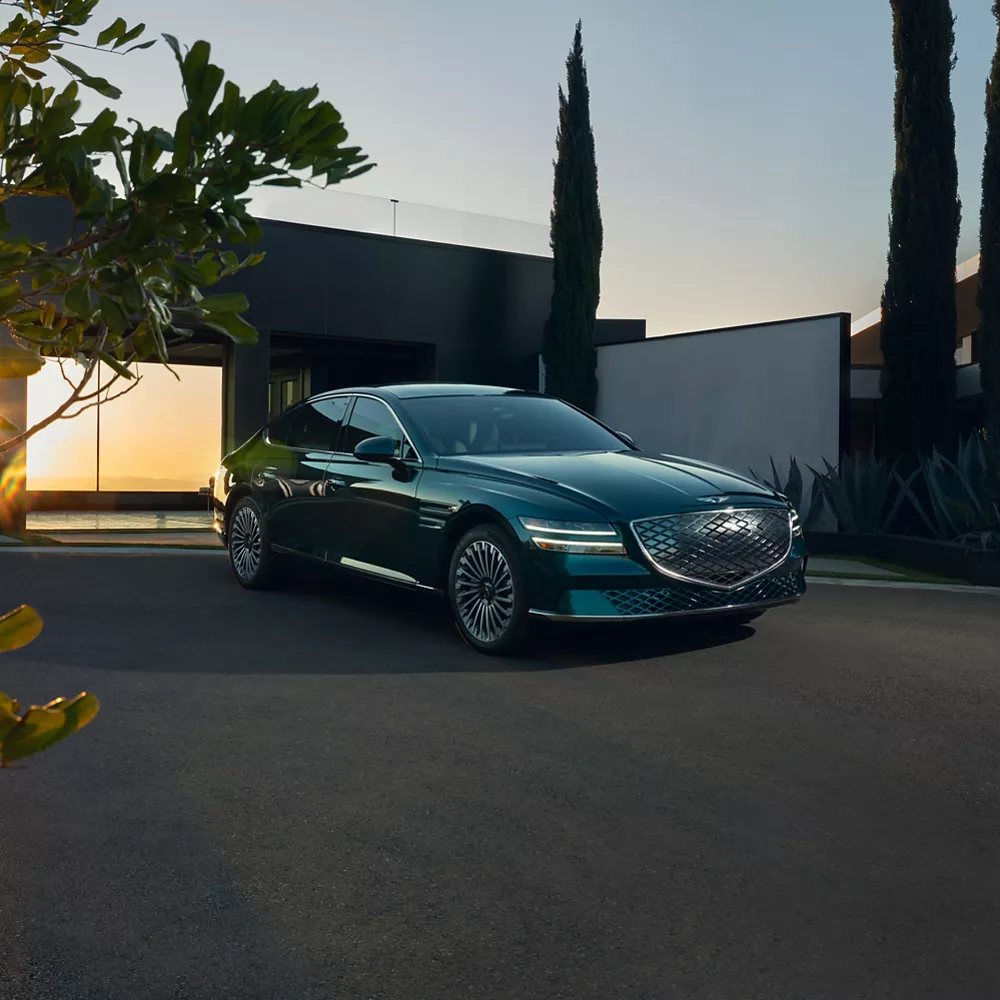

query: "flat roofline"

left=614, top=310, right=850, bottom=345
left=256, top=215, right=553, bottom=264
left=851, top=253, right=982, bottom=336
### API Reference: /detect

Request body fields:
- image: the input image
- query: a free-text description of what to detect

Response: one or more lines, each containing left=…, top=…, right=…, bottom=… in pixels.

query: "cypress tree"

left=542, top=20, right=603, bottom=413
left=879, top=0, right=961, bottom=462
left=978, top=3, right=1000, bottom=508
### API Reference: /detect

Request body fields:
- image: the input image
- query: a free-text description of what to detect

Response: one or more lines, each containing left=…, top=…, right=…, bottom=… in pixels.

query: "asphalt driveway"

left=1, top=552, right=998, bottom=999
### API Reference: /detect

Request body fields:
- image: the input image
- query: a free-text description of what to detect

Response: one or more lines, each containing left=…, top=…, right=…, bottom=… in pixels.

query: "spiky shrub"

left=807, top=451, right=915, bottom=535
left=895, top=433, right=1000, bottom=544
left=748, top=455, right=825, bottom=529
left=0, top=605, right=99, bottom=767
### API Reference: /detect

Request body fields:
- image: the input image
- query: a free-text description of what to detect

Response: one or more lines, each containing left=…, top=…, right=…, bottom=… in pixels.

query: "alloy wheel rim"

left=230, top=505, right=262, bottom=581
left=454, top=540, right=515, bottom=644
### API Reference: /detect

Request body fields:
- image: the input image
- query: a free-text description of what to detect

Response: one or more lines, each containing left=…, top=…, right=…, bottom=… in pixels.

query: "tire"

left=227, top=496, right=278, bottom=590
left=448, top=524, right=530, bottom=655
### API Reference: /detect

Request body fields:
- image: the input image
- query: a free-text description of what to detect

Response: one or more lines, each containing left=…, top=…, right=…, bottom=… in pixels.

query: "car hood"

left=442, top=450, right=782, bottom=521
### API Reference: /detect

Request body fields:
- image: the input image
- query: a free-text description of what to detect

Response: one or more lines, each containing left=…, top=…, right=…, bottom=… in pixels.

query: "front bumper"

left=522, top=533, right=809, bottom=623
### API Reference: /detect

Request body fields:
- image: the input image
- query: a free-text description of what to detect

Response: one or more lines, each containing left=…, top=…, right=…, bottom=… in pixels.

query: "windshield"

left=403, top=394, right=631, bottom=457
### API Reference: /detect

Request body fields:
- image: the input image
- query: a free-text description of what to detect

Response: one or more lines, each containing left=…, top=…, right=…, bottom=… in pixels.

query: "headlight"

left=518, top=517, right=626, bottom=554
left=789, top=508, right=803, bottom=537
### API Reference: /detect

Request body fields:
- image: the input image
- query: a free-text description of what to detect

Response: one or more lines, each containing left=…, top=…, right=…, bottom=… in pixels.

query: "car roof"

left=317, top=383, right=540, bottom=401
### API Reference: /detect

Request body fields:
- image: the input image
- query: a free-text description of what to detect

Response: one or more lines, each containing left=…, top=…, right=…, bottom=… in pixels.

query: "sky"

left=19, top=0, right=1000, bottom=487
left=69, top=0, right=999, bottom=336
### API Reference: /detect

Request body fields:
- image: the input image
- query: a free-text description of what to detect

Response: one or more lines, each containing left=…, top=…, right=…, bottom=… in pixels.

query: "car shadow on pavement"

left=3, top=555, right=755, bottom=677
left=271, top=570, right=756, bottom=673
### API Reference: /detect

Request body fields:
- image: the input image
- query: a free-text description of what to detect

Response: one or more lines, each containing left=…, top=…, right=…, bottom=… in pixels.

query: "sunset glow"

left=26, top=361, right=222, bottom=492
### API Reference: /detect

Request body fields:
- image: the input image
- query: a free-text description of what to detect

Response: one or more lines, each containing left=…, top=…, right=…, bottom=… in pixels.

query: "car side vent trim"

left=418, top=501, right=459, bottom=530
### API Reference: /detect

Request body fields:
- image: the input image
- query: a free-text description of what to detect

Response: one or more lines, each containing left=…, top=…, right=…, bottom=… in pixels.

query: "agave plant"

left=806, top=451, right=915, bottom=535
left=895, top=433, right=997, bottom=542
left=748, top=455, right=825, bottom=529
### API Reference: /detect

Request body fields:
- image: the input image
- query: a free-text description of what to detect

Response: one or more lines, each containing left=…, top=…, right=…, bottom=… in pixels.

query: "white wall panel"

left=596, top=314, right=848, bottom=494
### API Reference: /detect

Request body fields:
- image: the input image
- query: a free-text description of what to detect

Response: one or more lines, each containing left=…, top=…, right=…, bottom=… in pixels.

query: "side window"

left=265, top=405, right=300, bottom=446
left=342, top=397, right=409, bottom=457
left=286, top=396, right=350, bottom=452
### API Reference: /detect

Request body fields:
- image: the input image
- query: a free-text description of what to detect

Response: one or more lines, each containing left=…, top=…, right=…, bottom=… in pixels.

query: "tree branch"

left=63, top=372, right=142, bottom=418
left=0, top=326, right=107, bottom=455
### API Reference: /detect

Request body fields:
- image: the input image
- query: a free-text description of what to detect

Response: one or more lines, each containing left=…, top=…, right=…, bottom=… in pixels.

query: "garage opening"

left=268, top=334, right=436, bottom=420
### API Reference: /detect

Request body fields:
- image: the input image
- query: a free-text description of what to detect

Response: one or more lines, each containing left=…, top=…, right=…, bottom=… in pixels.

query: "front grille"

left=603, top=571, right=804, bottom=618
left=632, top=507, right=792, bottom=589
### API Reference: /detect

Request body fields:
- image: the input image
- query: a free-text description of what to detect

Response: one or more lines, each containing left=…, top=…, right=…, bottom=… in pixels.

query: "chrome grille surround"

left=631, top=507, right=793, bottom=591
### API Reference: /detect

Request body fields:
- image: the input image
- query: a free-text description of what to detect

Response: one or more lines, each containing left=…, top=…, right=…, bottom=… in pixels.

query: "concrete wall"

left=595, top=313, right=850, bottom=496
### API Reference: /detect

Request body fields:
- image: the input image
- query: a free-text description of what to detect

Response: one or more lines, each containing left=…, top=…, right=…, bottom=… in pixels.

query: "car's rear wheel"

left=448, top=525, right=529, bottom=655
left=227, top=496, right=278, bottom=590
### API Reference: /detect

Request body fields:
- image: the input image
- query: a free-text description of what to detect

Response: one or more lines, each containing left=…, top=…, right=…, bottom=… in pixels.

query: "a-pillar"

left=221, top=328, right=270, bottom=457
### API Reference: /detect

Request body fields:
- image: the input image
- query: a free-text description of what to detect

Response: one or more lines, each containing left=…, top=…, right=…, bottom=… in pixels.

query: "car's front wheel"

left=448, top=525, right=529, bottom=655
left=227, top=496, right=278, bottom=590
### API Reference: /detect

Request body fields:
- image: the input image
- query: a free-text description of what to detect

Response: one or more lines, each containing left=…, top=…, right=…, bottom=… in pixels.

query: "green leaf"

left=98, top=351, right=134, bottom=381
left=63, top=281, right=91, bottom=319
left=0, top=413, right=18, bottom=434
left=195, top=254, right=222, bottom=284
left=53, top=692, right=100, bottom=744
left=114, top=23, right=147, bottom=50
left=125, top=39, right=156, bottom=53
left=2, top=706, right=66, bottom=762
left=98, top=297, right=128, bottom=336
left=0, top=282, right=24, bottom=317
left=262, top=177, right=301, bottom=187
left=0, top=694, right=18, bottom=741
left=0, top=605, right=43, bottom=654
left=204, top=311, right=257, bottom=345
left=0, top=346, right=44, bottom=378
left=137, top=173, right=195, bottom=204
left=162, top=33, right=183, bottom=61
left=198, top=293, right=249, bottom=314
left=52, top=56, right=122, bottom=100
left=97, top=17, right=127, bottom=47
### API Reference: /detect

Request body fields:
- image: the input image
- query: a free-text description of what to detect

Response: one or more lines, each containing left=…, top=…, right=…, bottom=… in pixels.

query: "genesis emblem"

left=697, top=495, right=730, bottom=504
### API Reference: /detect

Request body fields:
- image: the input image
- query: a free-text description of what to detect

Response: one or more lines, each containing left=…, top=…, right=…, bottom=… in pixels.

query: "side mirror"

left=354, top=435, right=397, bottom=463
left=617, top=431, right=636, bottom=449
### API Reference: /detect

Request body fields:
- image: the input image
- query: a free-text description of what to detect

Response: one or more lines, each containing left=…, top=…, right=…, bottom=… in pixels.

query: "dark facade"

left=4, top=197, right=556, bottom=455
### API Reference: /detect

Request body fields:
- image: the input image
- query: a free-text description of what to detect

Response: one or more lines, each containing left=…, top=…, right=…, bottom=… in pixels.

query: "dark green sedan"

left=211, top=384, right=807, bottom=654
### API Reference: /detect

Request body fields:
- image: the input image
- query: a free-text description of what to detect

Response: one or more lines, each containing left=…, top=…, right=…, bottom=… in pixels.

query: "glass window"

left=266, top=406, right=300, bottom=446
left=403, top=394, right=630, bottom=456
left=96, top=361, right=221, bottom=491
left=341, top=397, right=408, bottom=457
left=25, top=360, right=97, bottom=491
left=286, top=396, right=350, bottom=452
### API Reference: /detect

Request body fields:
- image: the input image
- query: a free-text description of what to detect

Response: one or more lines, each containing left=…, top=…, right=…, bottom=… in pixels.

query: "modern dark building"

left=2, top=196, right=642, bottom=510
left=5, top=197, right=553, bottom=453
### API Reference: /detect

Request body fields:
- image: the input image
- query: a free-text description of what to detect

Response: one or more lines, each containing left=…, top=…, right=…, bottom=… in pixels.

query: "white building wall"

left=595, top=314, right=847, bottom=492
